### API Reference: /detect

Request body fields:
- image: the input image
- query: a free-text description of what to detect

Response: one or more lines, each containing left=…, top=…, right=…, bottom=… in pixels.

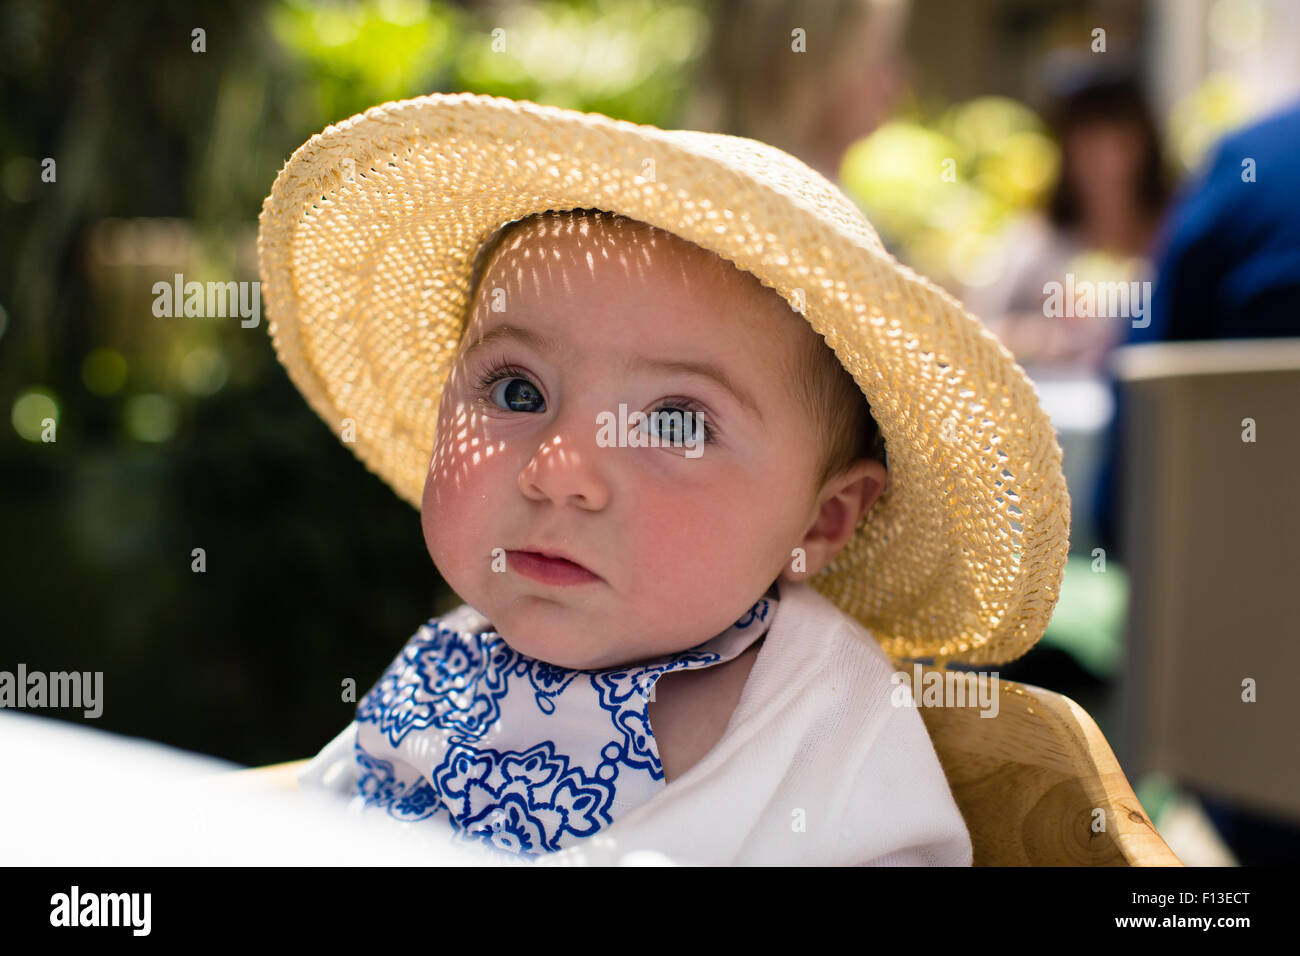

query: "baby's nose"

left=517, top=421, right=612, bottom=511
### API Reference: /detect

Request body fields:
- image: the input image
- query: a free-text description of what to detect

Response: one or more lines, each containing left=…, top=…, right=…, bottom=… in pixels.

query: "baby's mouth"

left=507, top=549, right=602, bottom=587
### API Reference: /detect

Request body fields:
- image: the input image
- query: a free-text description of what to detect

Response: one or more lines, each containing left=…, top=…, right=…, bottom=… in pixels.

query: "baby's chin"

left=496, top=623, right=642, bottom=671
left=487, top=604, right=685, bottom=671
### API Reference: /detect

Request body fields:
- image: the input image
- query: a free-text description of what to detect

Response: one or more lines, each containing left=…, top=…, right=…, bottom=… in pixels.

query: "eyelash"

left=473, top=359, right=531, bottom=394
left=471, top=357, right=718, bottom=444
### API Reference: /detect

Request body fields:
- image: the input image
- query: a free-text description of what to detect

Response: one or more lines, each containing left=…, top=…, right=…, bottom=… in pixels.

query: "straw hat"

left=257, top=92, right=1070, bottom=667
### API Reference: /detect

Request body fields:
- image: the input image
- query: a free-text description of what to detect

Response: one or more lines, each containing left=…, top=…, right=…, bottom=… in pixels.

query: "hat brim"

left=257, top=92, right=1070, bottom=666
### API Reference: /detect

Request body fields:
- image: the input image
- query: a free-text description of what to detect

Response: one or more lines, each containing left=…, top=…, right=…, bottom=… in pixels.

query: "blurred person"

left=1094, top=97, right=1300, bottom=561
left=966, top=70, right=1174, bottom=379
left=683, top=0, right=909, bottom=182
left=1093, top=97, right=1300, bottom=865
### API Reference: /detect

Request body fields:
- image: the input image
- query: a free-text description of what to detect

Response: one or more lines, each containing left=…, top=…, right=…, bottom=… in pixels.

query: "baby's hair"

left=794, top=327, right=888, bottom=490
left=462, top=207, right=886, bottom=493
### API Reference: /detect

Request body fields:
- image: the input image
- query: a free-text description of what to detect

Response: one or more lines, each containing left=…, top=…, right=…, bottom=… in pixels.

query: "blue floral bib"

left=350, top=591, right=777, bottom=859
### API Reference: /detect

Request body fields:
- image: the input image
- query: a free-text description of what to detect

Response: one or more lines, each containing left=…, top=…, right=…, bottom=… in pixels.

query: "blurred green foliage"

left=268, top=0, right=708, bottom=132
left=839, top=95, right=1060, bottom=290
left=450, top=0, right=708, bottom=123
left=269, top=0, right=464, bottom=126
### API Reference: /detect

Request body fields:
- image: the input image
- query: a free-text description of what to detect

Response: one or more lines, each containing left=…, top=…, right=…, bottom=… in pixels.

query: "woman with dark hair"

left=1046, top=74, right=1173, bottom=257
left=963, top=71, right=1174, bottom=379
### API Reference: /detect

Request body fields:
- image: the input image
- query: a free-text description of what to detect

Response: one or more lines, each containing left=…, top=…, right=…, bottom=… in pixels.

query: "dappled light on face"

left=478, top=210, right=703, bottom=312
left=426, top=362, right=506, bottom=499
left=576, top=225, right=669, bottom=290
left=519, top=435, right=566, bottom=482
left=425, top=363, right=602, bottom=512
left=525, top=434, right=572, bottom=468
left=518, top=434, right=608, bottom=512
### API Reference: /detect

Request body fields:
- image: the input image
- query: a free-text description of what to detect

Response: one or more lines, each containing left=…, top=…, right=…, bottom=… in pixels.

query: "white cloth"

left=0, top=710, right=485, bottom=865
left=299, top=579, right=972, bottom=866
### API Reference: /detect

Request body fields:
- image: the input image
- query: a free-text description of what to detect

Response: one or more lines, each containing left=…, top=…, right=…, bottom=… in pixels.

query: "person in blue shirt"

left=1094, top=99, right=1300, bottom=557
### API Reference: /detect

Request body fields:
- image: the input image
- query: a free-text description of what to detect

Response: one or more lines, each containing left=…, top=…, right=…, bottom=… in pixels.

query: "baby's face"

left=422, top=215, right=859, bottom=669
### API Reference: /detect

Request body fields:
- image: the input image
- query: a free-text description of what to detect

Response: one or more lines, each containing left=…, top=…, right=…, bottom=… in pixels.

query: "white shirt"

left=299, top=579, right=972, bottom=866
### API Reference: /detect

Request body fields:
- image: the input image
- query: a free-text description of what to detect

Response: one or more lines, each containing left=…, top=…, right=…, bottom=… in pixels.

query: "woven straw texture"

left=257, top=92, right=1070, bottom=666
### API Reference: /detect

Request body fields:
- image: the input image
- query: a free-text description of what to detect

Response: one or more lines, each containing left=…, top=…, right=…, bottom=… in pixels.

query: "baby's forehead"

left=478, top=213, right=804, bottom=344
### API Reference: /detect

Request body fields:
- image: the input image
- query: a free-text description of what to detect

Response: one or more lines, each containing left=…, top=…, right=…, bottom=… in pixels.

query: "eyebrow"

left=461, top=324, right=562, bottom=361
left=460, top=323, right=763, bottom=419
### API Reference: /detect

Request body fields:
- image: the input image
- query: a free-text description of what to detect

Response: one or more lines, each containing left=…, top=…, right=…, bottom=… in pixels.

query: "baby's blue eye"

left=490, top=377, right=544, bottom=412
left=640, top=406, right=713, bottom=444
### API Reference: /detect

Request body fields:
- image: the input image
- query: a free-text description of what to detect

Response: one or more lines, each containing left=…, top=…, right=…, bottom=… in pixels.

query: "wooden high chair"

left=1111, top=338, right=1300, bottom=827
left=229, top=666, right=1183, bottom=866
left=910, top=664, right=1182, bottom=866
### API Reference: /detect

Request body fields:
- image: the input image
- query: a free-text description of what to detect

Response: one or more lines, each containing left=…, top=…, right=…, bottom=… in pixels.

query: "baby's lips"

left=512, top=545, right=602, bottom=580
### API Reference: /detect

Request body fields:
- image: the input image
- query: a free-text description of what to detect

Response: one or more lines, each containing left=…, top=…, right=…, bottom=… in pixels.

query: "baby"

left=255, top=91, right=1076, bottom=868
left=296, top=206, right=973, bottom=866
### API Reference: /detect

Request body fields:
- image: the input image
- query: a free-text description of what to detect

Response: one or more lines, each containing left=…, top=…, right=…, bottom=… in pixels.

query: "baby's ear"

left=781, top=458, right=887, bottom=582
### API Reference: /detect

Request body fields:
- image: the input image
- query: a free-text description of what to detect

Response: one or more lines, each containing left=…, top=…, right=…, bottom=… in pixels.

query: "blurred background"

left=3, top=0, right=1298, bottom=864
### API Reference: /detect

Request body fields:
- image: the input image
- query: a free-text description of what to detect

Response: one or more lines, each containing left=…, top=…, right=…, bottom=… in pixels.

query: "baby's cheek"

left=627, top=487, right=752, bottom=595
left=421, top=473, right=459, bottom=583
left=422, top=434, right=501, bottom=587
left=619, top=488, right=770, bottom=648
